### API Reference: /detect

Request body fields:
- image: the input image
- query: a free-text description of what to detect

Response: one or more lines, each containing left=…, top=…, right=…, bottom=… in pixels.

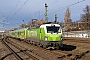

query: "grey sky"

left=0, top=0, right=90, bottom=30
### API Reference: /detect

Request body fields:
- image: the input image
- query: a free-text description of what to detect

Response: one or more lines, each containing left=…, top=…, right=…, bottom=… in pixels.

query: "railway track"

left=63, top=37, right=90, bottom=44
left=1, top=36, right=90, bottom=60
left=1, top=38, right=23, bottom=60
left=1, top=37, right=43, bottom=60
left=62, top=37, right=90, bottom=60
left=8, top=37, right=90, bottom=60
left=50, top=49, right=90, bottom=60
left=6, top=38, right=44, bottom=60
left=7, top=37, right=70, bottom=60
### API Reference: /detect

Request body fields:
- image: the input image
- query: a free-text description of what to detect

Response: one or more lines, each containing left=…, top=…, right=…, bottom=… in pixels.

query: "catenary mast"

left=45, top=3, right=48, bottom=23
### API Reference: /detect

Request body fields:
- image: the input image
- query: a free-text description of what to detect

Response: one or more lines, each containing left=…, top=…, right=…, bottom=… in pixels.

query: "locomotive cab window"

left=46, top=26, right=61, bottom=33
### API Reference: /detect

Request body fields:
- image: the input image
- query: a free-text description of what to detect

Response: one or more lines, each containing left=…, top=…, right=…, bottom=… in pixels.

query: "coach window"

left=22, top=32, right=23, bottom=34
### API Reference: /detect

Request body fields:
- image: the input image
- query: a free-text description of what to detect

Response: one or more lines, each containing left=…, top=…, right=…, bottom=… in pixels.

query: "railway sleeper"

left=73, top=51, right=89, bottom=59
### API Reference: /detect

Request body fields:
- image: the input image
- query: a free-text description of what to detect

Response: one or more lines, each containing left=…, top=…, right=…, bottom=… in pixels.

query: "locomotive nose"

left=49, top=35, right=60, bottom=41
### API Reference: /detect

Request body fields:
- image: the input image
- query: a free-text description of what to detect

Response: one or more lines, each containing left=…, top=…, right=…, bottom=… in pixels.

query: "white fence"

left=63, top=30, right=90, bottom=38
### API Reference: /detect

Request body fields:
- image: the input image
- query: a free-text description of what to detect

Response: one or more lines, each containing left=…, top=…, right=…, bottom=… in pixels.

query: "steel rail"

left=1, top=38, right=23, bottom=60
left=6, top=39, right=39, bottom=60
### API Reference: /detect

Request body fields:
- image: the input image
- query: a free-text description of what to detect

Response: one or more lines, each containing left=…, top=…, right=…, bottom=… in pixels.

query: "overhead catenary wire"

left=49, top=0, right=60, bottom=6
left=48, top=0, right=86, bottom=15
left=1, top=0, right=28, bottom=30
left=0, top=10, right=7, bottom=30
left=0, top=11, right=4, bottom=17
left=10, top=0, right=28, bottom=19
left=0, top=0, right=28, bottom=29
left=29, top=0, right=60, bottom=19
left=0, top=0, right=21, bottom=26
left=0, top=0, right=87, bottom=30
left=29, top=0, right=86, bottom=20
left=7, top=0, right=21, bottom=20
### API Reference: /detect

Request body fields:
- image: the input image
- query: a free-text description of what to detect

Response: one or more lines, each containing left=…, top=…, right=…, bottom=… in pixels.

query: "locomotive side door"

left=40, top=28, right=42, bottom=40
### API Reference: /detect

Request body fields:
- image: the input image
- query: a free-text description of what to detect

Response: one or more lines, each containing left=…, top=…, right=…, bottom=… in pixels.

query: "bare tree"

left=80, top=5, right=90, bottom=30
left=64, top=7, right=72, bottom=31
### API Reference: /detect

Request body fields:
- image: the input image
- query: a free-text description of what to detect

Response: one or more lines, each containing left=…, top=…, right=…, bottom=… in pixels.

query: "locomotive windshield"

left=46, top=25, right=61, bottom=33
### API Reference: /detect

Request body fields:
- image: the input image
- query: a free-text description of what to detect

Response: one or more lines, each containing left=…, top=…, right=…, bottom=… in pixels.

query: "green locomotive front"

left=39, top=24, right=63, bottom=49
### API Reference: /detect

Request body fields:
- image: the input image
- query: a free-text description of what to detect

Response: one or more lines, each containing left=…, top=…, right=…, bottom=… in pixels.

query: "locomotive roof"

left=40, top=24, right=60, bottom=28
left=10, top=28, right=28, bottom=32
left=10, top=24, right=60, bottom=33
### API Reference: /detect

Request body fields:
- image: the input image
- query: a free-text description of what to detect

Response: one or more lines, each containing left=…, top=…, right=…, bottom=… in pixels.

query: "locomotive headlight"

left=44, top=36, right=48, bottom=41
left=60, top=36, right=62, bottom=40
left=60, top=37, right=62, bottom=40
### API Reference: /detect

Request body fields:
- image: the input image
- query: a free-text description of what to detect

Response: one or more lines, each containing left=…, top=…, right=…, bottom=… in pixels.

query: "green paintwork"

left=44, top=34, right=62, bottom=41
